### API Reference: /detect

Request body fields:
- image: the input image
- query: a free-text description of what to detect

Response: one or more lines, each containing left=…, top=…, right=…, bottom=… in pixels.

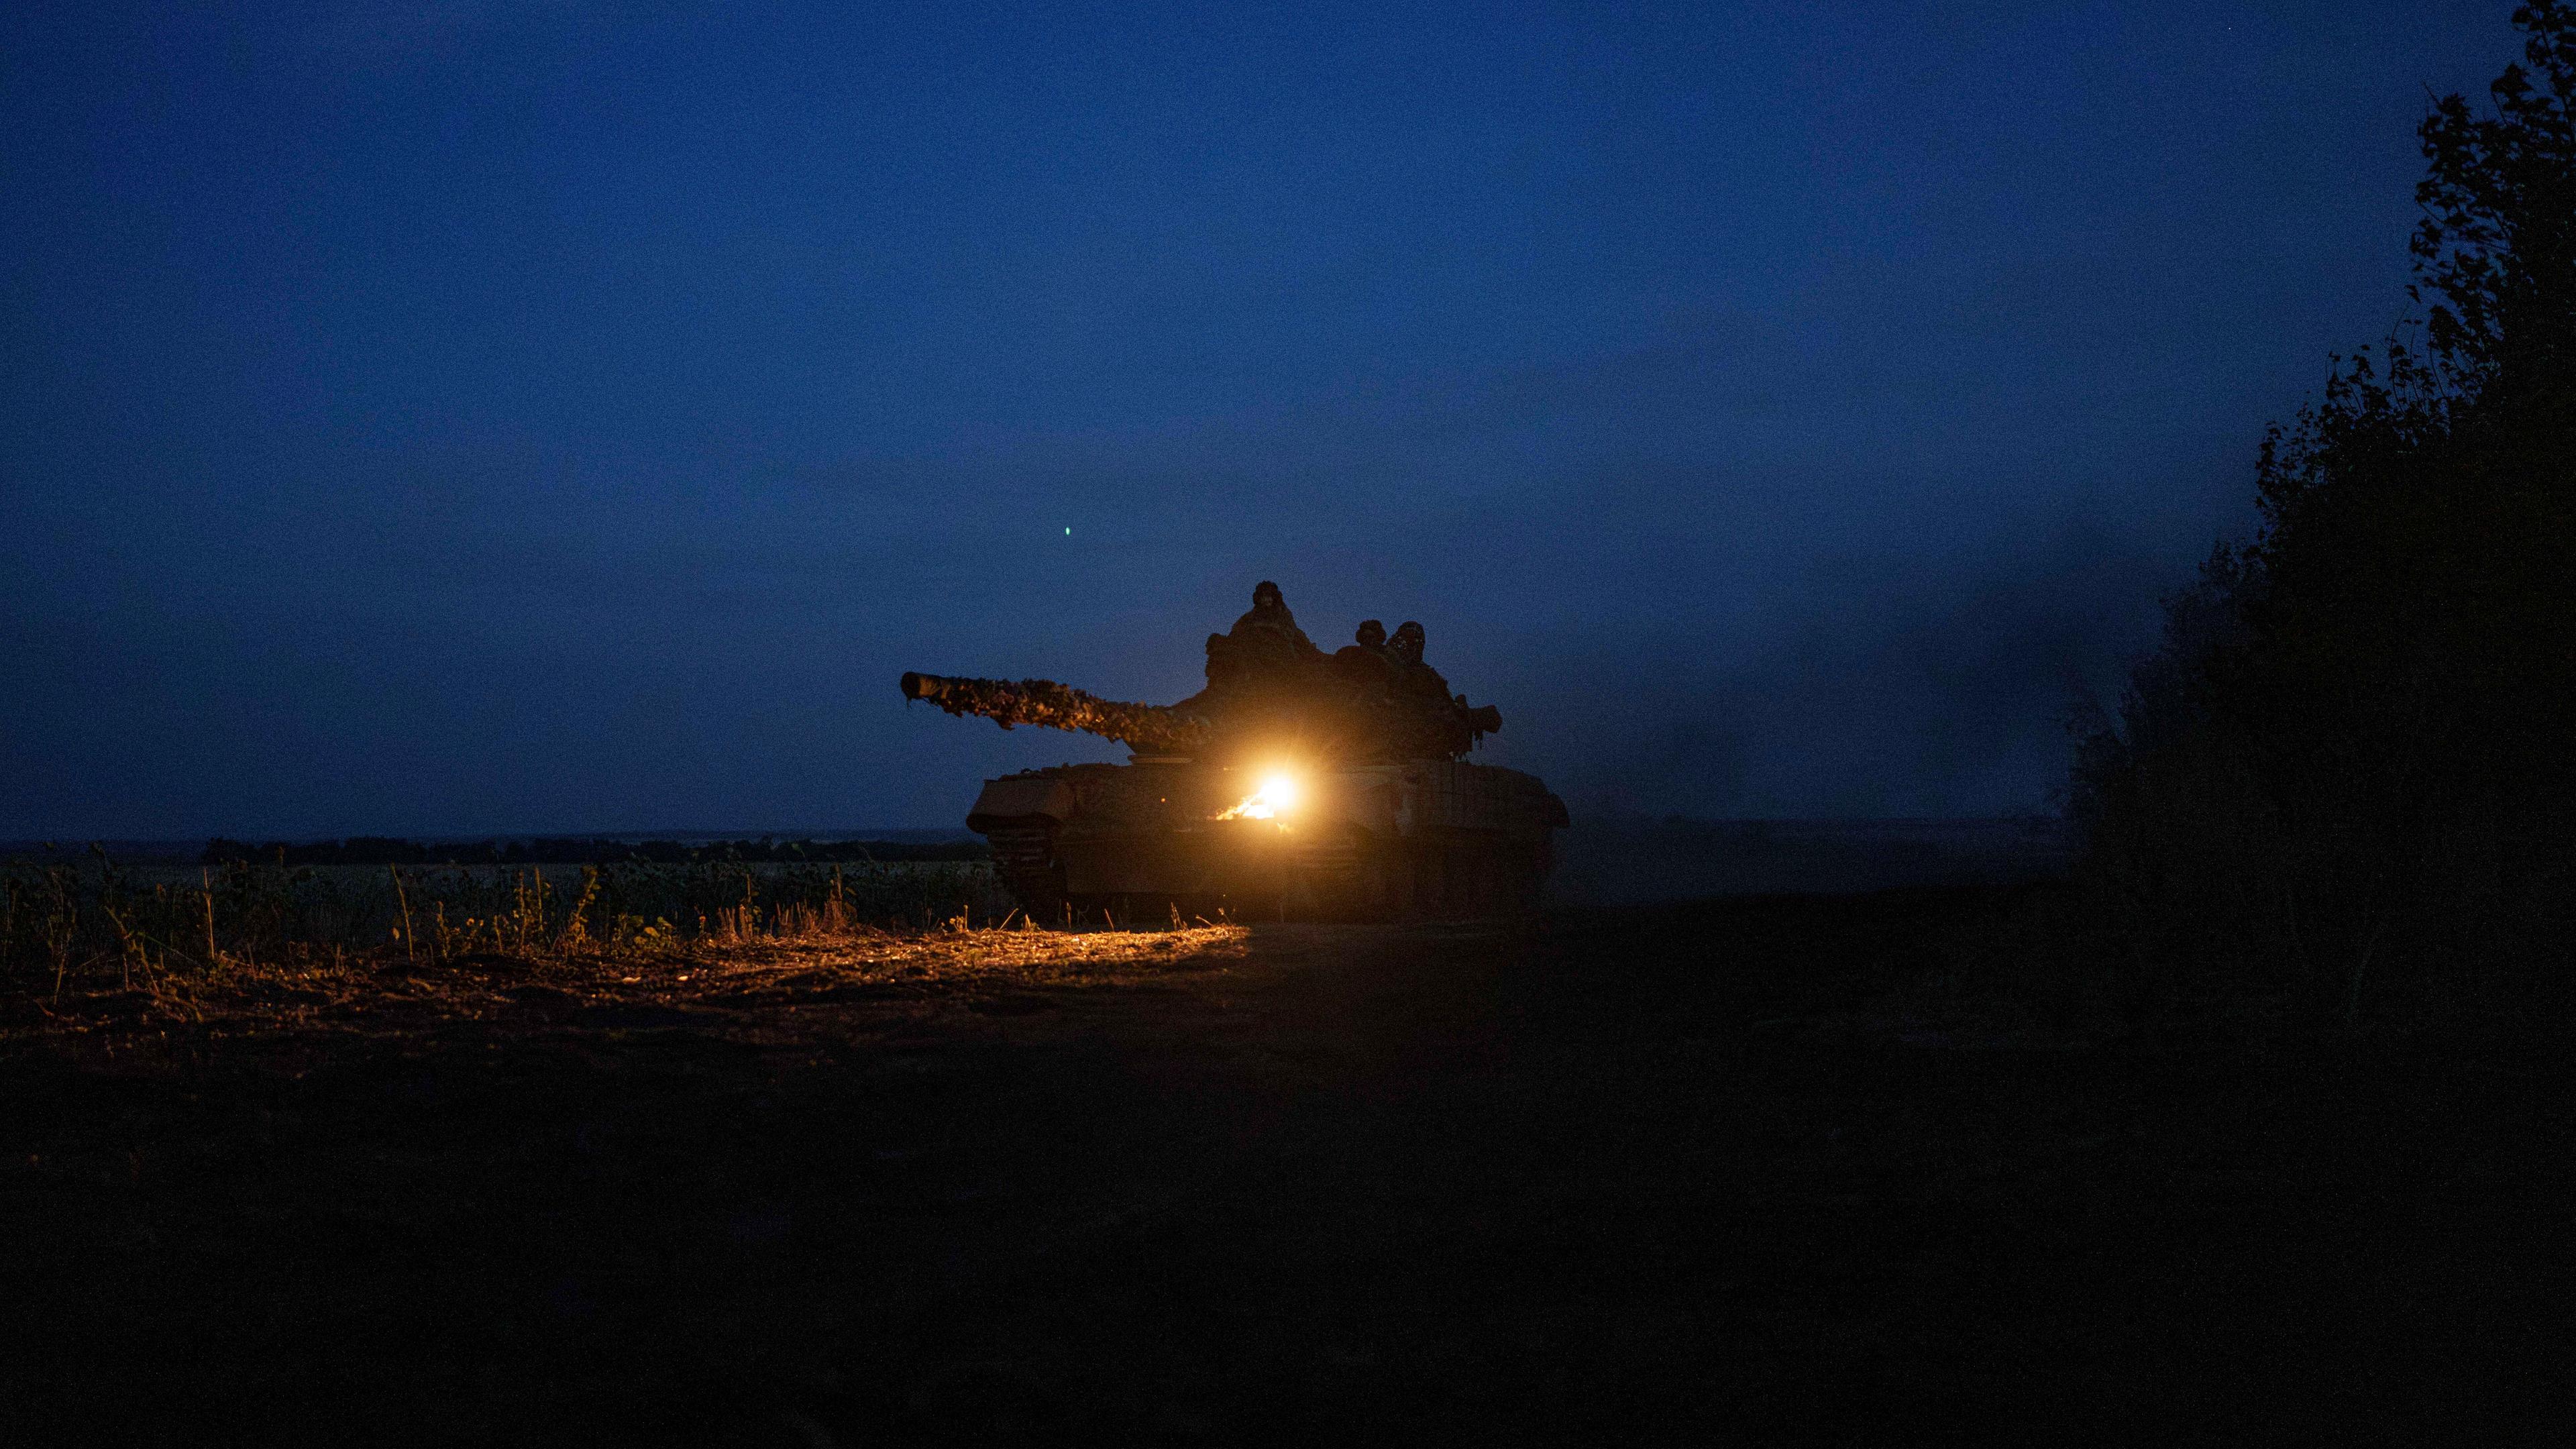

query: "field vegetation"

left=0, top=846, right=1026, bottom=1006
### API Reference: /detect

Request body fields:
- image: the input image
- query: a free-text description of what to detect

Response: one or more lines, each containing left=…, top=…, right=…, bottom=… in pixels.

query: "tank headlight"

left=1257, top=772, right=1301, bottom=813
left=1219, top=770, right=1304, bottom=821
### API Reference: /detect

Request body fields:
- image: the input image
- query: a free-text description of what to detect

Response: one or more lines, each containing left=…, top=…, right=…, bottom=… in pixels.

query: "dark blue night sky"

left=1, top=2, right=2511, bottom=837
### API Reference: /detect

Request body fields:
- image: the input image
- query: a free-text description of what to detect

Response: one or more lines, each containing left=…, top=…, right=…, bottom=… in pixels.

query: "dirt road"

left=3, top=894, right=2567, bottom=1442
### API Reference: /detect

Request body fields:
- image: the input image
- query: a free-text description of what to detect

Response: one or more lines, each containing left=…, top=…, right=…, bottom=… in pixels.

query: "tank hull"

left=965, top=759, right=1569, bottom=923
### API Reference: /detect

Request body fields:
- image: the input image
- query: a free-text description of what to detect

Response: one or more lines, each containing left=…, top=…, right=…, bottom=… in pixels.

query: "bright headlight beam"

left=1218, top=770, right=1303, bottom=821
left=1257, top=772, right=1299, bottom=812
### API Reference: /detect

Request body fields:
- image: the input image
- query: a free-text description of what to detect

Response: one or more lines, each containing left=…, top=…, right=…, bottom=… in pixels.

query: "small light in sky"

left=1064, top=527, right=1071, bottom=535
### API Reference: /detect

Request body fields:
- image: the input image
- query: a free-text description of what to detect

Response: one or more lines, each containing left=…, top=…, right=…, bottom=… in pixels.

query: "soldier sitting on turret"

left=1332, top=618, right=1399, bottom=696
left=1204, top=580, right=1326, bottom=694
left=1387, top=620, right=1452, bottom=702
left=1384, top=620, right=1481, bottom=755
left=1232, top=580, right=1320, bottom=652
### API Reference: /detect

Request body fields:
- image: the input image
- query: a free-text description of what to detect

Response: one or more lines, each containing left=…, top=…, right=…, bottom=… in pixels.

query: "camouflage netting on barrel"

left=900, top=673, right=1215, bottom=757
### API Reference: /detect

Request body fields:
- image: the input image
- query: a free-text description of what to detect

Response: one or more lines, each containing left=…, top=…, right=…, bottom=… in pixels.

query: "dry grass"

left=1, top=918, right=1253, bottom=1044
left=1, top=851, right=1022, bottom=1004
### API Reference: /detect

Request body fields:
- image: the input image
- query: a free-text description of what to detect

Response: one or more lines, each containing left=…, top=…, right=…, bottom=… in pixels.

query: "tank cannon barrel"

left=898, top=672, right=1214, bottom=756
left=897, top=672, right=967, bottom=704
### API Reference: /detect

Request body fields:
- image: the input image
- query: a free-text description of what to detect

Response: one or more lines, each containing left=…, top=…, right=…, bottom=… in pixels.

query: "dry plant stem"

left=101, top=902, right=131, bottom=990
left=391, top=865, right=416, bottom=965
left=50, top=870, right=70, bottom=999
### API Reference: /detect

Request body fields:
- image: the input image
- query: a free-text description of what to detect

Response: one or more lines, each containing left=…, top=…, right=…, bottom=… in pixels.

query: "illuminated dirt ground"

left=3, top=896, right=2565, bottom=1442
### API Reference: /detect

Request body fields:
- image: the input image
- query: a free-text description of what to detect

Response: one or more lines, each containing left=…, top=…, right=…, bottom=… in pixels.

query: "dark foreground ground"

left=3, top=891, right=2569, bottom=1444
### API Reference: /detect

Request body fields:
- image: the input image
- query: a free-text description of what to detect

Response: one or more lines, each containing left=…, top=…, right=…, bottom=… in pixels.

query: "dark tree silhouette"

left=2412, top=3, right=2576, bottom=401
left=2077, top=3, right=2576, bottom=1026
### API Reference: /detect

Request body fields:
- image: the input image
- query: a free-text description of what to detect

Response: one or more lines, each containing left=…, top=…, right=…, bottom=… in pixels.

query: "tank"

left=900, top=583, right=1568, bottom=923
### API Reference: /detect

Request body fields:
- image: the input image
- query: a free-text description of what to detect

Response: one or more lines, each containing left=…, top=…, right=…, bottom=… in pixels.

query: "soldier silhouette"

left=1389, top=621, right=1448, bottom=694
left=1204, top=580, right=1324, bottom=694
left=1229, top=581, right=1318, bottom=651
left=1333, top=618, right=1398, bottom=694
left=1386, top=621, right=1476, bottom=754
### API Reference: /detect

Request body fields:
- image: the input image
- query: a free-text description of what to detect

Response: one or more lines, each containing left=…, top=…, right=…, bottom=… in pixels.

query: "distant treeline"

left=198, top=837, right=991, bottom=866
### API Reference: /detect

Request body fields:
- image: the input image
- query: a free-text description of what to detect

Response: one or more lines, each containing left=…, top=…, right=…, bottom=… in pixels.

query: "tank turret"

left=902, top=666, right=1497, bottom=765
